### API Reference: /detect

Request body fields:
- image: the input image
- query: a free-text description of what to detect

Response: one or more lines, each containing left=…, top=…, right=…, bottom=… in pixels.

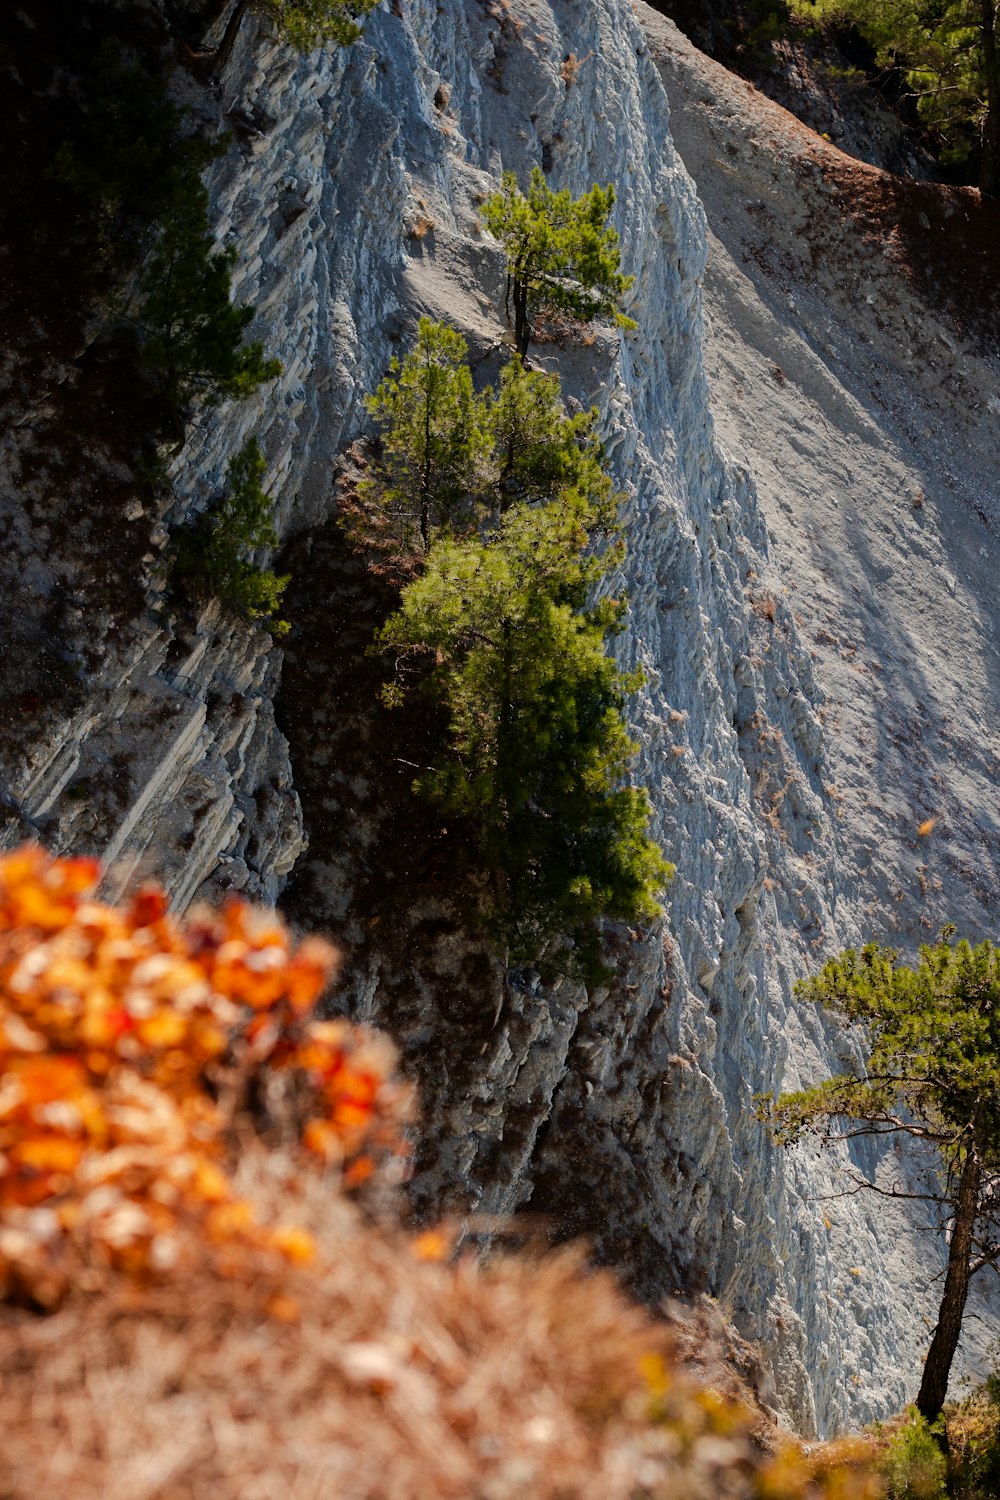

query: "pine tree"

left=481, top=356, right=615, bottom=521
left=137, top=170, right=282, bottom=412
left=53, top=47, right=281, bottom=417
left=482, top=168, right=637, bottom=358
left=791, top=0, right=1000, bottom=190
left=376, top=496, right=672, bottom=980
left=175, top=439, right=290, bottom=634
left=358, top=318, right=485, bottom=552
left=761, top=934, right=1000, bottom=1421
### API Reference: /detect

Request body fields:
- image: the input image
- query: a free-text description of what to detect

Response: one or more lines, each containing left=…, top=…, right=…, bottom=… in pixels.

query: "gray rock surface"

left=5, top=0, right=1000, bottom=1438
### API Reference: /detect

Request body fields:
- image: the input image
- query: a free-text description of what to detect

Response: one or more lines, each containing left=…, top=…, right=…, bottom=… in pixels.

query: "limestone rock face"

left=7, top=0, right=1000, bottom=1438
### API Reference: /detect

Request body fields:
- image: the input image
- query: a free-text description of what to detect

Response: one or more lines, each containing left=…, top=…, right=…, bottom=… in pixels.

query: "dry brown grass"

left=0, top=1146, right=889, bottom=1499
left=0, top=1151, right=659, bottom=1500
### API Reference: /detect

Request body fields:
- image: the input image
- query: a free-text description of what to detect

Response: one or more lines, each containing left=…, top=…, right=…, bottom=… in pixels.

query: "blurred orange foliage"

left=0, top=846, right=411, bottom=1305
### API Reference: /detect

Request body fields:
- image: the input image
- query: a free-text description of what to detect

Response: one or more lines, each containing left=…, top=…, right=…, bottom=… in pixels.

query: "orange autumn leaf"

left=0, top=846, right=413, bottom=1307
left=411, top=1228, right=451, bottom=1262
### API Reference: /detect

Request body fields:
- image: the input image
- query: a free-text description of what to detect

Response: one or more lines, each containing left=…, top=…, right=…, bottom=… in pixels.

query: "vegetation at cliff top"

left=173, top=439, right=290, bottom=635
left=482, top=168, right=637, bottom=358
left=357, top=319, right=670, bottom=982
left=761, top=933, right=1000, bottom=1424
left=203, top=0, right=382, bottom=71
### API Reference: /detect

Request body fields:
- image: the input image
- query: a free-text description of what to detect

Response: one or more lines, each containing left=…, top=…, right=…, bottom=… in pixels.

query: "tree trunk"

left=214, top=0, right=252, bottom=73
left=981, top=0, right=1000, bottom=194
left=916, top=1146, right=982, bottom=1422
left=513, top=278, right=531, bottom=361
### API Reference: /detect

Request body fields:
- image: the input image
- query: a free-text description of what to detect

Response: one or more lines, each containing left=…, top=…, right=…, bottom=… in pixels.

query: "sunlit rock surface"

left=5, top=0, right=1000, bottom=1435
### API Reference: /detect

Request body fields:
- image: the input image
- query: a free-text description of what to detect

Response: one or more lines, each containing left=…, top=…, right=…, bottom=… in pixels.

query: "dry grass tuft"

left=0, top=1147, right=885, bottom=1499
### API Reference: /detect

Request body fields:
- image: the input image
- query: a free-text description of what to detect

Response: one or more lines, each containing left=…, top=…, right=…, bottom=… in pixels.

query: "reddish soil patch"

left=816, top=154, right=1000, bottom=354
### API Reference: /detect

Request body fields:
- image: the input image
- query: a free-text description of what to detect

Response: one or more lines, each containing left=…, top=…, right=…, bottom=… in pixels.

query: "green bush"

left=945, top=1377, right=1000, bottom=1495
left=882, top=1411, right=948, bottom=1499
left=175, top=440, right=290, bottom=636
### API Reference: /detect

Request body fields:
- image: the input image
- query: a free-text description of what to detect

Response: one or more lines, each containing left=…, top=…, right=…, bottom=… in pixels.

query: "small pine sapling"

left=482, top=167, right=636, bottom=358
left=176, top=439, right=290, bottom=635
left=351, top=318, right=487, bottom=552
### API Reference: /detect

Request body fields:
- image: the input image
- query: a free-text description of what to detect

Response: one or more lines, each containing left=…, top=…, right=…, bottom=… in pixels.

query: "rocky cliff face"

left=6, top=0, right=1000, bottom=1439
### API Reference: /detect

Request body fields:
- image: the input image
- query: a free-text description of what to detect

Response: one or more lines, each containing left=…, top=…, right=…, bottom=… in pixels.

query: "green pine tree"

left=53, top=46, right=281, bottom=418
left=790, top=0, right=1000, bottom=189
left=760, top=933, right=1000, bottom=1421
left=137, top=170, right=282, bottom=412
left=175, top=439, right=290, bottom=635
left=376, top=496, right=672, bottom=980
left=481, top=355, right=616, bottom=521
left=356, top=318, right=486, bottom=552
left=482, top=167, right=637, bottom=358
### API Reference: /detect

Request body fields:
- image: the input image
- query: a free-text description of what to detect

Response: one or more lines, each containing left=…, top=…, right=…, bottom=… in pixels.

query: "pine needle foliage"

left=761, top=934, right=1000, bottom=1421
left=52, top=47, right=280, bottom=415
left=137, top=178, right=281, bottom=411
left=357, top=318, right=485, bottom=552
left=176, top=440, right=290, bottom=635
left=376, top=495, right=672, bottom=981
left=347, top=331, right=618, bottom=554
left=51, top=42, right=222, bottom=267
left=256, top=0, right=380, bottom=49
left=482, top=356, right=616, bottom=519
left=206, top=0, right=381, bottom=71
left=482, top=167, right=637, bottom=358
left=789, top=0, right=1000, bottom=189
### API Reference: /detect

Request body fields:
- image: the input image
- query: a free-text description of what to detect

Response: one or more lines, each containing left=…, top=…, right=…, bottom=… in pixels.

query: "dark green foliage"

left=377, top=498, right=671, bottom=980
left=53, top=47, right=280, bottom=415
left=789, top=0, right=1000, bottom=188
left=761, top=934, right=1000, bottom=1421
left=482, top=167, right=637, bottom=357
left=175, top=439, right=290, bottom=635
left=51, top=42, right=222, bottom=264
left=256, top=0, right=380, bottom=49
left=348, top=328, right=618, bottom=554
left=766, top=937, right=1000, bottom=1151
left=135, top=172, right=281, bottom=410
left=356, top=318, right=484, bottom=551
left=365, top=321, right=672, bottom=981
left=209, top=0, right=380, bottom=73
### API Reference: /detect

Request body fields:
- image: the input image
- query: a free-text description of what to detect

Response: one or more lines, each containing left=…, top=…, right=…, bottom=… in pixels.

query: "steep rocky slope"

left=4, top=0, right=1000, bottom=1438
